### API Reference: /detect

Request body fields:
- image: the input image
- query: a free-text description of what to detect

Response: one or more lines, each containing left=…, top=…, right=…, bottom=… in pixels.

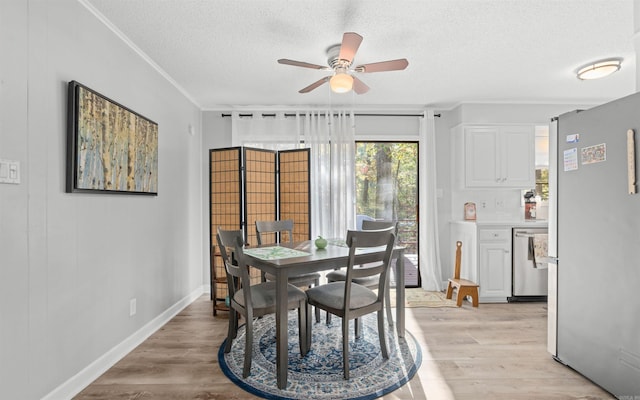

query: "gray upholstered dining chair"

left=305, top=228, right=396, bottom=379
left=325, top=220, right=397, bottom=333
left=255, top=219, right=322, bottom=322
left=216, top=228, right=310, bottom=378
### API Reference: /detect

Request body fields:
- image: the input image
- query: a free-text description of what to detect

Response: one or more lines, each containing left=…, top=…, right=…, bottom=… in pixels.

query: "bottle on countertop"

left=524, top=190, right=536, bottom=220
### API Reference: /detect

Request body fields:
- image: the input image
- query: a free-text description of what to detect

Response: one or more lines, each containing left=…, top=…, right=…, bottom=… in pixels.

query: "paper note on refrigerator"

left=566, top=134, right=580, bottom=143
left=564, top=148, right=578, bottom=171
left=581, top=143, right=606, bottom=165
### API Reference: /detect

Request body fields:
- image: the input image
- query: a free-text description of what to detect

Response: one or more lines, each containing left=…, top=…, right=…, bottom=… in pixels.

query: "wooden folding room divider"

left=209, top=147, right=311, bottom=315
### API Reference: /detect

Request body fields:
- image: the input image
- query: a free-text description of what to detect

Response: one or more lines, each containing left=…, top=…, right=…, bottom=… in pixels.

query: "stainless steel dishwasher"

left=509, top=227, right=548, bottom=302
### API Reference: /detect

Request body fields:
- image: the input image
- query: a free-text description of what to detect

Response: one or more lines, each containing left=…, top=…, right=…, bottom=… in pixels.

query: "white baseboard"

left=42, top=287, right=204, bottom=400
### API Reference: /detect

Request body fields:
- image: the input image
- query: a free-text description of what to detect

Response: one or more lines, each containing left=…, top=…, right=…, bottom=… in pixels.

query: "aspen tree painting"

left=66, top=81, right=158, bottom=195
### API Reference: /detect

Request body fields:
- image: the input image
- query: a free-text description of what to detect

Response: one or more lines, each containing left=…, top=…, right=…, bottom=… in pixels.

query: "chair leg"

left=326, top=312, right=332, bottom=325
left=224, top=306, right=238, bottom=353
left=306, top=303, right=312, bottom=351
left=314, top=278, right=321, bottom=323
left=298, top=301, right=309, bottom=356
left=355, top=317, right=362, bottom=339
left=384, top=281, right=394, bottom=327
left=377, top=309, right=389, bottom=359
left=456, top=289, right=464, bottom=307
left=446, top=282, right=454, bottom=299
left=471, top=287, right=479, bottom=307
left=243, top=316, right=253, bottom=378
left=342, top=317, right=350, bottom=380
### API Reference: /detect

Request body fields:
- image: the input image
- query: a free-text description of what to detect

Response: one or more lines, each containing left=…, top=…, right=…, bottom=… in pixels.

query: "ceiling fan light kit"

left=576, top=58, right=622, bottom=80
left=278, top=32, right=408, bottom=95
left=330, top=71, right=353, bottom=93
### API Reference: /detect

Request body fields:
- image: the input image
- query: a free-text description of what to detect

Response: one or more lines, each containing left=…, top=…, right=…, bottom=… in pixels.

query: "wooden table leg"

left=396, top=250, right=405, bottom=338
left=275, top=270, right=289, bottom=389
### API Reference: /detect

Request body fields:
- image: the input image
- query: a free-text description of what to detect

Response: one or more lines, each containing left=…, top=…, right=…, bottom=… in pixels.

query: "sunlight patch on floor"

left=400, top=308, right=456, bottom=400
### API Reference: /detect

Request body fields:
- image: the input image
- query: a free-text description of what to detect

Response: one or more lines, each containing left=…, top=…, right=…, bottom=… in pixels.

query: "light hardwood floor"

left=74, top=295, right=615, bottom=400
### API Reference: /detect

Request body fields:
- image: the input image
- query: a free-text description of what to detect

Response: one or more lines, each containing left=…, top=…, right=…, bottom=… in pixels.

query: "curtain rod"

left=221, top=112, right=440, bottom=118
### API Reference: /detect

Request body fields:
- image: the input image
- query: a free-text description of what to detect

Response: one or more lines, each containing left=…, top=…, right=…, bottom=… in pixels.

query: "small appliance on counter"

left=524, top=190, right=536, bottom=220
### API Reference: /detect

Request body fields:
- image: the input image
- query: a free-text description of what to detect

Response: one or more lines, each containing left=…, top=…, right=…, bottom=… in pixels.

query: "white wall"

left=435, top=102, right=597, bottom=278
left=0, top=1, right=203, bottom=398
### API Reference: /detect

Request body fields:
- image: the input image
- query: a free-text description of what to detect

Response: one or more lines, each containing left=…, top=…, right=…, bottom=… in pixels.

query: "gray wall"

left=0, top=1, right=203, bottom=398
left=0, top=0, right=609, bottom=396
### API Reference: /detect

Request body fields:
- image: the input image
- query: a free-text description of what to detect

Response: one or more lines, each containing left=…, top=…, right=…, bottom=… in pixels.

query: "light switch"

left=0, top=159, right=20, bottom=184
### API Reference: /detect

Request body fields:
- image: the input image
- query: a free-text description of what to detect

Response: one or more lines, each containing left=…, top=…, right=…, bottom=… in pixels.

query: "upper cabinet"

left=464, top=125, right=535, bottom=188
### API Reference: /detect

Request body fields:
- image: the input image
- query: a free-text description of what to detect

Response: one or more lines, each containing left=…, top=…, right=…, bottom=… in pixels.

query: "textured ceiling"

left=84, top=0, right=636, bottom=110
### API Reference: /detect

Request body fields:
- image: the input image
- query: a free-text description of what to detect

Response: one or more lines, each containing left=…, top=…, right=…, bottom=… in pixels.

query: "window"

left=535, top=125, right=549, bottom=201
left=355, top=141, right=420, bottom=288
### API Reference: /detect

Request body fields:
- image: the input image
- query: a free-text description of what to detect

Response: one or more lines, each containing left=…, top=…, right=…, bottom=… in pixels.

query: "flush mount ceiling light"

left=576, top=58, right=622, bottom=80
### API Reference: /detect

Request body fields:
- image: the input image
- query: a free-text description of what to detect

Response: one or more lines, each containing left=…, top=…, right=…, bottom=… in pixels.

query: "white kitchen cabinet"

left=451, top=221, right=550, bottom=303
left=478, top=228, right=512, bottom=302
left=464, top=125, right=535, bottom=188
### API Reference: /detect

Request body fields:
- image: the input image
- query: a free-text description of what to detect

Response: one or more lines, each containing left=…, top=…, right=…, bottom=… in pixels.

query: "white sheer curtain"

left=419, top=109, right=443, bottom=291
left=298, top=110, right=356, bottom=239
left=230, top=110, right=356, bottom=239
left=231, top=111, right=301, bottom=149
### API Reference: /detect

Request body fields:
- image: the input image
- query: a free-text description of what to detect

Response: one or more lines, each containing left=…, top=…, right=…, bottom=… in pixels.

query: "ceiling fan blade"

left=352, top=76, right=369, bottom=95
left=299, top=76, right=330, bottom=93
left=338, top=32, right=363, bottom=63
left=278, top=59, right=328, bottom=70
left=355, top=58, right=409, bottom=73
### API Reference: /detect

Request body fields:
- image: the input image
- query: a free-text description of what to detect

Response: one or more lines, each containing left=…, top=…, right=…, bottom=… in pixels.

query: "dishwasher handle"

left=538, top=256, right=558, bottom=264
left=514, top=233, right=536, bottom=238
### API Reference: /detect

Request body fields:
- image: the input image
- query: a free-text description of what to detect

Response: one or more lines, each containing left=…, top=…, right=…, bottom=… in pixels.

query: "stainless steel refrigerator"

left=552, top=92, right=640, bottom=397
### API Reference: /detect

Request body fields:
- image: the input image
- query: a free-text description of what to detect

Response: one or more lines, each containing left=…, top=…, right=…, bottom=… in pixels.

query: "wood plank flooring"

left=74, top=295, right=615, bottom=400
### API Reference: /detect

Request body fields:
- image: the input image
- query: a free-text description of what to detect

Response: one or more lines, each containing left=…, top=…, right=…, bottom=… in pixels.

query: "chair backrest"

left=453, top=241, right=462, bottom=279
left=361, top=219, right=398, bottom=235
left=344, top=228, right=395, bottom=305
left=255, top=219, right=294, bottom=245
left=216, top=228, right=251, bottom=307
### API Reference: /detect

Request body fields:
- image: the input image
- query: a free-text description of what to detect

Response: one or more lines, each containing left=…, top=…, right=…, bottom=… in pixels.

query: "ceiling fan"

left=277, top=32, right=409, bottom=95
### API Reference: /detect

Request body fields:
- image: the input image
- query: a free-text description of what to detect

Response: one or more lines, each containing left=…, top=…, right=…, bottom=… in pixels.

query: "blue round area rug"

left=218, top=312, right=421, bottom=400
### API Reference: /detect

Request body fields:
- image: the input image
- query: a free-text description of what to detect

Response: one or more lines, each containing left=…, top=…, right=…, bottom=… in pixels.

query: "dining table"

left=242, top=239, right=406, bottom=390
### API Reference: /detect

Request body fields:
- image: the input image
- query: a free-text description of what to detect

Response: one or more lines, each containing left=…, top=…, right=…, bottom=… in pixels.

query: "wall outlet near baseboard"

left=129, top=298, right=137, bottom=317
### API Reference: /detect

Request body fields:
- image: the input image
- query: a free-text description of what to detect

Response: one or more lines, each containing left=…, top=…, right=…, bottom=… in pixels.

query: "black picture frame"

left=66, top=80, right=158, bottom=195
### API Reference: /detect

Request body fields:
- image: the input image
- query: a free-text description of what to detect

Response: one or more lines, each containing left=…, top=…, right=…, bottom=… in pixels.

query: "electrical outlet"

left=479, top=200, right=487, bottom=209
left=0, top=159, right=20, bottom=184
left=129, top=298, right=137, bottom=317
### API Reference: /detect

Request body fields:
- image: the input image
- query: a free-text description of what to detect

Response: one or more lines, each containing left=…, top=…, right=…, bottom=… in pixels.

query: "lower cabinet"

left=478, top=228, right=512, bottom=302
left=450, top=222, right=512, bottom=303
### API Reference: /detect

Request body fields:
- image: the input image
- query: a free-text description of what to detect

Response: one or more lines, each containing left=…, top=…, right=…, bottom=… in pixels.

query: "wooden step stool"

left=446, top=241, right=479, bottom=307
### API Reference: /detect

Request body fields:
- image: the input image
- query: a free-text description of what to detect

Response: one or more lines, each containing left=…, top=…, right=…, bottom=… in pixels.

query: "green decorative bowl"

left=315, top=236, right=327, bottom=249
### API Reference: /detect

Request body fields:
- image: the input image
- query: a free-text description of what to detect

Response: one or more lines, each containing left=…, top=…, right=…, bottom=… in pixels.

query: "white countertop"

left=451, top=219, right=549, bottom=228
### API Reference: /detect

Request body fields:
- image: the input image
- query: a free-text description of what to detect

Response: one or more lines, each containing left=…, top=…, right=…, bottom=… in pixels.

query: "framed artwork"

left=464, top=202, right=477, bottom=220
left=66, top=81, right=158, bottom=195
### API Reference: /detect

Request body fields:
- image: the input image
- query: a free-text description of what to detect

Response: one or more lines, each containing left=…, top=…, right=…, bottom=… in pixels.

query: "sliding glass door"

left=355, top=141, right=420, bottom=287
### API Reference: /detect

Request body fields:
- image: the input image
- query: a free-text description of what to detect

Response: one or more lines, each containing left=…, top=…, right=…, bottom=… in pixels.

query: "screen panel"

left=244, top=148, right=277, bottom=247
left=210, top=147, right=243, bottom=236
left=209, top=147, right=243, bottom=310
left=279, top=148, right=311, bottom=241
